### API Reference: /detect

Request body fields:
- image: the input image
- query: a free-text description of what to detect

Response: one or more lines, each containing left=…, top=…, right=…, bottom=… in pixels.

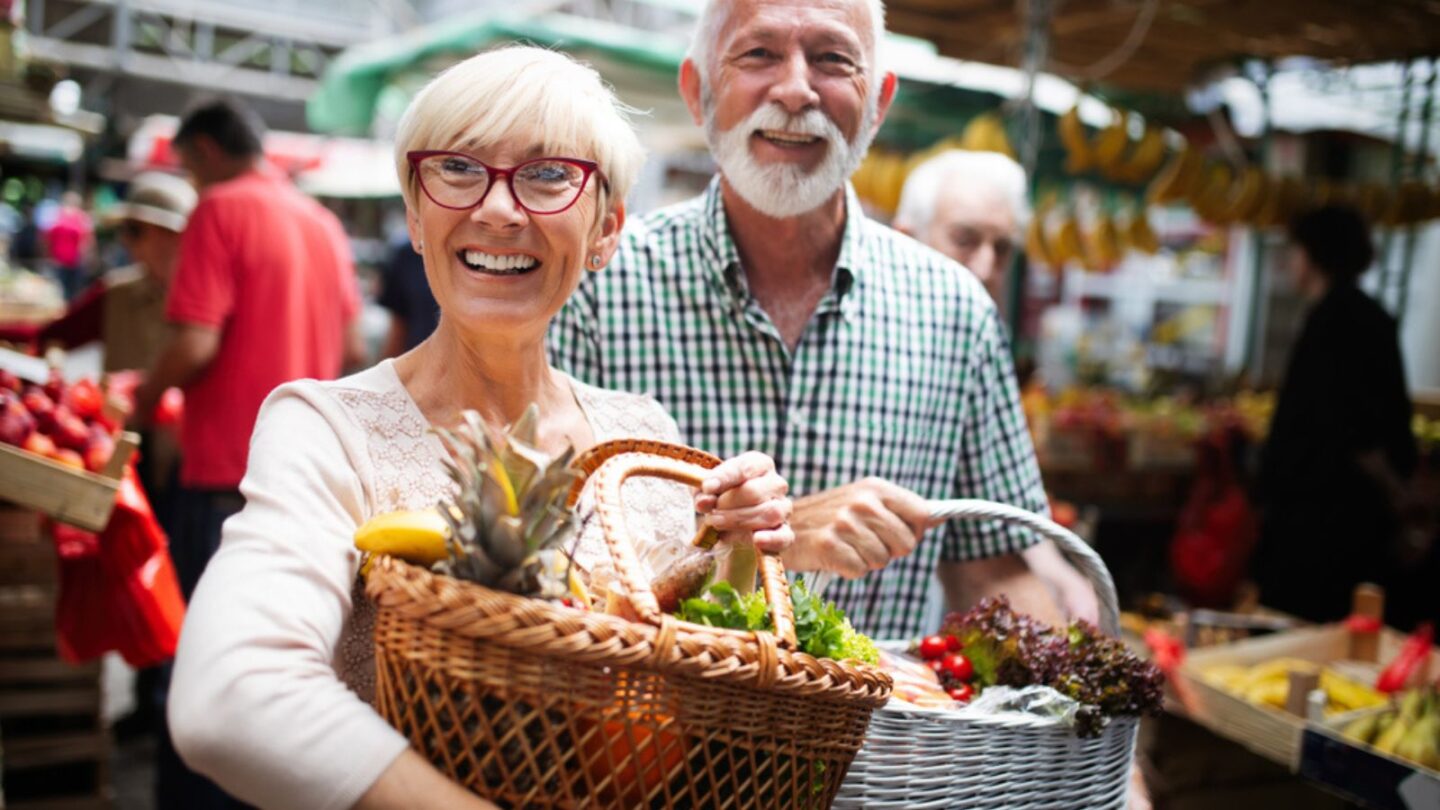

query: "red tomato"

left=947, top=683, right=976, bottom=703
left=918, top=635, right=948, bottom=660
left=946, top=635, right=962, bottom=652
left=941, top=653, right=974, bottom=682
left=927, top=659, right=946, bottom=676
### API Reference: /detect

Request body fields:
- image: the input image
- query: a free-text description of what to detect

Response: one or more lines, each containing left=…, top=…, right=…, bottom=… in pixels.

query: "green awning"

left=307, top=12, right=687, bottom=135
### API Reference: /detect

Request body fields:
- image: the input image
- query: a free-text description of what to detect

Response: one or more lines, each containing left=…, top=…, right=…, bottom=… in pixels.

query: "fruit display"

left=1199, top=657, right=1388, bottom=717
left=1058, top=102, right=1440, bottom=228
left=884, top=596, right=1164, bottom=737
left=1337, top=685, right=1440, bottom=771
left=0, top=369, right=122, bottom=474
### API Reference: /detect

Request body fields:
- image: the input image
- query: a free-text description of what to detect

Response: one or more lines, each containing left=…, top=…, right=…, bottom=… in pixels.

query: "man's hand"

left=781, top=478, right=931, bottom=577
left=694, top=451, right=794, bottom=554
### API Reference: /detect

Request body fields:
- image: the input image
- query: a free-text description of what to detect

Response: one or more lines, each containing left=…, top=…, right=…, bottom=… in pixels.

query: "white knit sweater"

left=167, top=359, right=691, bottom=810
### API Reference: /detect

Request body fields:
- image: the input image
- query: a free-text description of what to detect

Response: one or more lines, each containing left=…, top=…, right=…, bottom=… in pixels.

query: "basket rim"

left=366, top=556, right=893, bottom=707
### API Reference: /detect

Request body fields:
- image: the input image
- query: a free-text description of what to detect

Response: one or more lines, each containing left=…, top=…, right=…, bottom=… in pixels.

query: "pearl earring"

left=590, top=255, right=603, bottom=268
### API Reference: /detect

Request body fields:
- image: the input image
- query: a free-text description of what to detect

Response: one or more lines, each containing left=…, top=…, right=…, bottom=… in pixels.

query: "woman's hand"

left=693, top=451, right=794, bottom=554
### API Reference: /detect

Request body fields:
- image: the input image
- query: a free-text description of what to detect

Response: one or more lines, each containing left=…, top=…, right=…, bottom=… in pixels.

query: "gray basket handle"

left=928, top=499, right=1120, bottom=636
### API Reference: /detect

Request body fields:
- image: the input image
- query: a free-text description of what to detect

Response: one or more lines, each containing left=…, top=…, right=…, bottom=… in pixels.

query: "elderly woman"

left=168, top=46, right=793, bottom=810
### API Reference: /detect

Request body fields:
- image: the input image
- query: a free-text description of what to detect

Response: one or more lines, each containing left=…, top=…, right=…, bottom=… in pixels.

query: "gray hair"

left=687, top=0, right=888, bottom=82
left=894, top=149, right=1032, bottom=234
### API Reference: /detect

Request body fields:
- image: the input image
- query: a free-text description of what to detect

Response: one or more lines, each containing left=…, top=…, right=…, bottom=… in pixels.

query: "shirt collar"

left=699, top=176, right=868, bottom=318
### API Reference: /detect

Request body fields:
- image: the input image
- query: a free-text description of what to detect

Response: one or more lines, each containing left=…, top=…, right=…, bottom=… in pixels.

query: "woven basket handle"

left=577, top=440, right=799, bottom=649
left=928, top=499, right=1120, bottom=636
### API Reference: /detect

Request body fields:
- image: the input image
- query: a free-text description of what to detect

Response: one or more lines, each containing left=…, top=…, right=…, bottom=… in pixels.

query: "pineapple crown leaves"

left=431, top=404, right=583, bottom=596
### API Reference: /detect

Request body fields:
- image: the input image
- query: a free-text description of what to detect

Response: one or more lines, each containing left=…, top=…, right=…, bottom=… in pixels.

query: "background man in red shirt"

left=132, top=97, right=363, bottom=810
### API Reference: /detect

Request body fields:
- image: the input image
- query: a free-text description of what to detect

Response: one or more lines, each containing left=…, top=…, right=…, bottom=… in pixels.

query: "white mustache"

left=746, top=104, right=841, bottom=140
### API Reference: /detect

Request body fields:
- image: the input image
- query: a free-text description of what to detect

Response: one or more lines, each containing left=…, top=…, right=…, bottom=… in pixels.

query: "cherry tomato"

left=918, top=635, right=948, bottom=660
left=946, top=634, right=962, bottom=652
left=927, top=659, right=946, bottom=677
left=948, top=683, right=976, bottom=703
left=941, top=652, right=974, bottom=682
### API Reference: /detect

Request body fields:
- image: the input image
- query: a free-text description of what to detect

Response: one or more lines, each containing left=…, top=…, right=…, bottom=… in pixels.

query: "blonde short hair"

left=393, top=46, right=645, bottom=219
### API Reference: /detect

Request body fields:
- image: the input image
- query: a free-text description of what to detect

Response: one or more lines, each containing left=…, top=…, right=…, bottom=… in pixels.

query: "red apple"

left=22, top=432, right=57, bottom=458
left=84, top=434, right=114, bottom=473
left=64, top=379, right=104, bottom=421
left=52, top=448, right=85, bottom=470
left=43, top=371, right=65, bottom=404
left=52, top=411, right=90, bottom=452
left=0, top=370, right=20, bottom=392
left=22, top=386, right=54, bottom=417
left=0, top=408, right=35, bottom=446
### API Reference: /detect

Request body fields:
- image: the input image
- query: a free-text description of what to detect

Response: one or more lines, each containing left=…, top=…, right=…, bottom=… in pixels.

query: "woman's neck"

left=395, top=319, right=568, bottom=437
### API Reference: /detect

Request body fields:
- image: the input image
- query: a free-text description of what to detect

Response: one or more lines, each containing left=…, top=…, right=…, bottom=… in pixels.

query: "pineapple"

left=433, top=404, right=582, bottom=600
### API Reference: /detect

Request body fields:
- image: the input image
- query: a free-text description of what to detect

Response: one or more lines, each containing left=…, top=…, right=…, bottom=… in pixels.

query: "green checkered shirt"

left=550, top=178, right=1047, bottom=640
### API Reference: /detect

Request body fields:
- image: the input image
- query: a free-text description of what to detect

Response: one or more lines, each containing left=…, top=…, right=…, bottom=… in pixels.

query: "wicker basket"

left=834, top=499, right=1137, bottom=810
left=366, top=441, right=892, bottom=809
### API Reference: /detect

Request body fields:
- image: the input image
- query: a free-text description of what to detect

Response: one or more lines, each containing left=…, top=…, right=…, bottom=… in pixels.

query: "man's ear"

left=871, top=71, right=899, bottom=134
left=588, top=201, right=627, bottom=271
left=679, top=59, right=706, bottom=127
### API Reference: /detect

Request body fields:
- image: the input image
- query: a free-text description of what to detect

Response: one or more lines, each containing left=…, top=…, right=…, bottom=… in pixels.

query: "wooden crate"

left=0, top=435, right=138, bottom=532
left=1300, top=707, right=1440, bottom=809
left=1176, top=625, right=1440, bottom=771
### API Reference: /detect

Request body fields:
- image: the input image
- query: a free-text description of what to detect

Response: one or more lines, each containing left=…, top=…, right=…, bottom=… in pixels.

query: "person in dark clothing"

left=377, top=240, right=439, bottom=357
left=1254, top=205, right=1418, bottom=622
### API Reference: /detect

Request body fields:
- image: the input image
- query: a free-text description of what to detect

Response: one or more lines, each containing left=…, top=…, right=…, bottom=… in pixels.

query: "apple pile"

left=0, top=369, right=120, bottom=473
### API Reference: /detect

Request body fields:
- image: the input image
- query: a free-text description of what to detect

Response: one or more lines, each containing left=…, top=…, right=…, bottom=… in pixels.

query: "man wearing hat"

left=39, top=171, right=198, bottom=372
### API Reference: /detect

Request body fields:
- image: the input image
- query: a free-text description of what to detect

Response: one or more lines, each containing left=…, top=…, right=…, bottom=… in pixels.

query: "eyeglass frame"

left=405, top=150, right=608, bottom=216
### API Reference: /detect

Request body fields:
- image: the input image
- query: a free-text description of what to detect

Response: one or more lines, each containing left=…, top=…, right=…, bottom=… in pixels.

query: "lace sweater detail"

left=324, top=361, right=689, bottom=703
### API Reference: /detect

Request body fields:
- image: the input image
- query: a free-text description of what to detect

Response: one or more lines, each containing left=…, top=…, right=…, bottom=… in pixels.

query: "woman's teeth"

left=460, top=250, right=538, bottom=275
left=759, top=130, right=821, bottom=146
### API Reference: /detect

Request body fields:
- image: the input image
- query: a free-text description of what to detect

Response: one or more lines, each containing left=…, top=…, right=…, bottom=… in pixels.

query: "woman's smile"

left=457, top=247, right=542, bottom=277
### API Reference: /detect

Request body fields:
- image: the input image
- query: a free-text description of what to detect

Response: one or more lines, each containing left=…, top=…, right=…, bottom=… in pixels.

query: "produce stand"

left=0, top=434, right=138, bottom=532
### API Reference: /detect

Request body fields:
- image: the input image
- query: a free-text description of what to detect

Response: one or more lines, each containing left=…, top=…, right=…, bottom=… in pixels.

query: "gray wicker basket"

left=833, top=499, right=1137, bottom=810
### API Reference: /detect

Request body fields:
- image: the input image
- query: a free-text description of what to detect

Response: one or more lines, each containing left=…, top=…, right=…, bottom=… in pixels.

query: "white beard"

left=705, top=94, right=877, bottom=219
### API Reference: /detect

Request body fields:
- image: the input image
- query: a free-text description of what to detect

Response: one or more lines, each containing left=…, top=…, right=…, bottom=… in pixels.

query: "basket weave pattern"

left=368, top=442, right=892, bottom=808
left=834, top=499, right=1138, bottom=810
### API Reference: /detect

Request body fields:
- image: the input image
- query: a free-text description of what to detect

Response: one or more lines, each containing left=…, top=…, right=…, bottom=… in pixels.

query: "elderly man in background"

left=895, top=148, right=1100, bottom=624
left=552, top=0, right=1067, bottom=639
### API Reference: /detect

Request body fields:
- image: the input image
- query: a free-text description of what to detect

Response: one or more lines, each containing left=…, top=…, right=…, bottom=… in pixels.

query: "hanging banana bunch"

left=959, top=112, right=1017, bottom=158
left=1127, top=208, right=1161, bottom=254
left=1148, top=146, right=1204, bottom=205
left=1091, top=108, right=1132, bottom=181
left=1052, top=212, right=1085, bottom=269
left=1059, top=104, right=1092, bottom=175
left=1086, top=212, right=1124, bottom=272
left=1115, top=124, right=1167, bottom=185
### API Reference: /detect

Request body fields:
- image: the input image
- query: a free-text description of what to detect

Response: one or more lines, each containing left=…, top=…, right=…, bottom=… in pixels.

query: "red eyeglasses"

left=406, top=151, right=606, bottom=215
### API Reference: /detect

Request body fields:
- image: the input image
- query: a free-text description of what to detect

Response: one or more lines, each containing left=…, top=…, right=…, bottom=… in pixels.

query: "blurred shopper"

left=895, top=149, right=1098, bottom=625
left=376, top=238, right=439, bottom=357
left=44, top=191, right=94, bottom=300
left=1255, top=206, right=1418, bottom=622
left=894, top=148, right=1026, bottom=317
left=39, top=172, right=197, bottom=373
left=131, top=97, right=363, bottom=810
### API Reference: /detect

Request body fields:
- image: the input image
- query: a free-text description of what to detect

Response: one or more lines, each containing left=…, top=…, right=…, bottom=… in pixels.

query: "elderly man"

left=894, top=148, right=1027, bottom=315
left=895, top=148, right=1100, bottom=623
left=552, top=0, right=1065, bottom=638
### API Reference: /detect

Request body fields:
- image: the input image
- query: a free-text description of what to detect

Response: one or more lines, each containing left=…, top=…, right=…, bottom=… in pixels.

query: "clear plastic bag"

left=955, top=685, right=1085, bottom=729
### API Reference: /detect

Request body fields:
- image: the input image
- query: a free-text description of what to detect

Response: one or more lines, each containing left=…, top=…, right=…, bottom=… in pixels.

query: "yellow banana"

left=1053, top=215, right=1085, bottom=269
left=354, top=507, right=452, bottom=573
left=1189, top=163, right=1235, bottom=224
left=1320, top=669, right=1387, bottom=713
left=1059, top=104, right=1092, bottom=174
left=959, top=113, right=1016, bottom=158
left=1244, top=678, right=1290, bottom=709
left=1087, top=213, right=1123, bottom=271
left=1025, top=210, right=1056, bottom=269
left=1127, top=208, right=1161, bottom=254
left=1091, top=108, right=1132, bottom=178
left=1225, top=167, right=1268, bottom=224
left=1118, top=124, right=1167, bottom=184
left=1147, top=146, right=1202, bottom=204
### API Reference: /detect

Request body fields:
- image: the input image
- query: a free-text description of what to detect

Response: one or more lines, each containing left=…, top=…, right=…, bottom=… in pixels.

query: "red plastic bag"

left=1170, top=427, right=1257, bottom=607
left=50, top=466, right=186, bottom=668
